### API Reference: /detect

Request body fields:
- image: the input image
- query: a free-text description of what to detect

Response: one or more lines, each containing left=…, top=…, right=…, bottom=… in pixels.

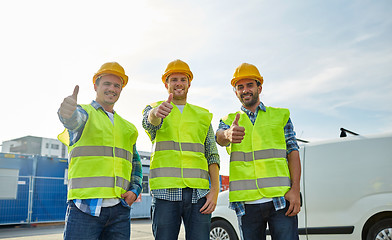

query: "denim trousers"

left=151, top=188, right=211, bottom=240
left=238, top=201, right=299, bottom=240
left=63, top=201, right=131, bottom=240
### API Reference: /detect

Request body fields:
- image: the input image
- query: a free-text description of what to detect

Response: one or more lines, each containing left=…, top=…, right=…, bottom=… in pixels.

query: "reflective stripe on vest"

left=153, top=141, right=205, bottom=154
left=229, top=177, right=291, bottom=191
left=70, top=146, right=132, bottom=162
left=69, top=176, right=130, bottom=191
left=230, top=149, right=286, bottom=162
left=150, top=167, right=209, bottom=180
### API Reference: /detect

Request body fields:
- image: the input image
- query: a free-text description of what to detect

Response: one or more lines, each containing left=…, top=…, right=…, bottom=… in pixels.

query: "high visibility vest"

left=58, top=104, right=138, bottom=200
left=222, top=107, right=291, bottom=202
left=148, top=102, right=213, bottom=190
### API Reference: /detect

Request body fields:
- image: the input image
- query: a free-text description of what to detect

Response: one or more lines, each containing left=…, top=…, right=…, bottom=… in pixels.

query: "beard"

left=240, top=92, right=259, bottom=108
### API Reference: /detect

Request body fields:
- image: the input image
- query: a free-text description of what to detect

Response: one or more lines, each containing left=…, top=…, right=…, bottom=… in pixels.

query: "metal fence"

left=0, top=174, right=152, bottom=225
left=0, top=153, right=152, bottom=225
left=0, top=175, right=67, bottom=225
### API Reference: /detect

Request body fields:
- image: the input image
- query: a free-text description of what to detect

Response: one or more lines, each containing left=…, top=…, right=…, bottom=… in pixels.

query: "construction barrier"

left=0, top=153, right=152, bottom=225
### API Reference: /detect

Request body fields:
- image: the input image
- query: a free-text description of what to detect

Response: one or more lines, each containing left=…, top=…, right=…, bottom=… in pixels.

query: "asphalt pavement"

left=0, top=219, right=185, bottom=240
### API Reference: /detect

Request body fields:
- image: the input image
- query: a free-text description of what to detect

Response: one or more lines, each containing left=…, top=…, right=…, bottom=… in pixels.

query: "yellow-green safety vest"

left=147, top=101, right=212, bottom=190
left=58, top=104, right=138, bottom=200
left=222, top=107, right=291, bottom=202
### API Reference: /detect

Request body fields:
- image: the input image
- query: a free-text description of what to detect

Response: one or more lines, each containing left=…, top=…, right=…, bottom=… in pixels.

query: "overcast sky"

left=1, top=0, right=391, bottom=175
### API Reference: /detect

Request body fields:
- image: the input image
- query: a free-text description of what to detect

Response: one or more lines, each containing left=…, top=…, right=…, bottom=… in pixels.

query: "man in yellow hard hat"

left=57, top=62, right=142, bottom=240
left=216, top=63, right=301, bottom=240
left=142, top=59, right=220, bottom=240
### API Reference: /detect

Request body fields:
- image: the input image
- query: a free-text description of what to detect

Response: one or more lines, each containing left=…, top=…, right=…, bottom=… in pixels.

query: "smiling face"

left=94, top=74, right=123, bottom=112
left=165, top=72, right=191, bottom=104
left=234, top=78, right=262, bottom=111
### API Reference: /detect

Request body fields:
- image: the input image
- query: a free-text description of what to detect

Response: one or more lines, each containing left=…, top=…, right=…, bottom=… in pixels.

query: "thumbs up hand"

left=59, top=85, right=79, bottom=119
left=225, top=113, right=245, bottom=144
left=153, top=93, right=174, bottom=119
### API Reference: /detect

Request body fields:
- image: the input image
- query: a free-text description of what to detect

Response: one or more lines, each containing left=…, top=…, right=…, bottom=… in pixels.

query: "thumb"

left=232, top=113, right=240, bottom=126
left=166, top=93, right=173, bottom=103
left=72, top=85, right=79, bottom=101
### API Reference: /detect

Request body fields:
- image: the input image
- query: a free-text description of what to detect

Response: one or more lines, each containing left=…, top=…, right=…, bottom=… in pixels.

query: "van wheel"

left=366, top=218, right=392, bottom=240
left=210, top=219, right=239, bottom=240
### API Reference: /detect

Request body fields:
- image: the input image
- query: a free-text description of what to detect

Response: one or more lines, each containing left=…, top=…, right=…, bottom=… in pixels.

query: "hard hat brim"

left=162, top=70, right=193, bottom=83
left=231, top=75, right=263, bottom=87
left=93, top=70, right=129, bottom=88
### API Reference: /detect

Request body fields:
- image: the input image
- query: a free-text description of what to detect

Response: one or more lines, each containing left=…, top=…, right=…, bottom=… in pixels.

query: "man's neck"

left=172, top=98, right=187, bottom=105
left=243, top=99, right=261, bottom=113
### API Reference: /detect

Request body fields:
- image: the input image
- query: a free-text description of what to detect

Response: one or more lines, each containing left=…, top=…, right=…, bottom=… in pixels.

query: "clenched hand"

left=59, top=85, right=79, bottom=119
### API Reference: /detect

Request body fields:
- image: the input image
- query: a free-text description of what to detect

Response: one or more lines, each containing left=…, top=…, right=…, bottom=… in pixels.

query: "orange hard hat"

left=162, top=59, right=193, bottom=83
left=93, top=62, right=128, bottom=88
left=231, top=63, right=263, bottom=87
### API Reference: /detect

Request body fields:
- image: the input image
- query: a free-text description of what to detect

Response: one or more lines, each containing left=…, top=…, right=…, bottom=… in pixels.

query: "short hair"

left=165, top=74, right=190, bottom=83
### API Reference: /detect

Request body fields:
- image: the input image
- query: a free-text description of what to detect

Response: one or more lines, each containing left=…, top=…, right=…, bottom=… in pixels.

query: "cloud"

left=1, top=0, right=392, bottom=154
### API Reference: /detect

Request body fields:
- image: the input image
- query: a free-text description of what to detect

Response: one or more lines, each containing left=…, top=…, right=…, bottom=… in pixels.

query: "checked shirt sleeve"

left=57, top=105, right=88, bottom=146
left=284, top=118, right=299, bottom=154
left=205, top=125, right=220, bottom=167
left=142, top=105, right=163, bottom=141
left=129, top=145, right=143, bottom=196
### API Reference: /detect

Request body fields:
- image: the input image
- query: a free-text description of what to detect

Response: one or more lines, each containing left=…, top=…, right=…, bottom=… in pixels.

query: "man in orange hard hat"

left=216, top=63, right=301, bottom=240
left=58, top=62, right=142, bottom=240
left=142, top=59, right=220, bottom=240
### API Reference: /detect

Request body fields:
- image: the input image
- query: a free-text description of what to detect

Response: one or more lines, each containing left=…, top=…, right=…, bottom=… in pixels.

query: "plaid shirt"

left=142, top=104, right=220, bottom=203
left=58, top=100, right=142, bottom=216
left=217, top=102, right=299, bottom=216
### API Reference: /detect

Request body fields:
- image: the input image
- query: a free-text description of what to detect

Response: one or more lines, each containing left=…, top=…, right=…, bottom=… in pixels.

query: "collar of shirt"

left=90, top=100, right=116, bottom=114
left=240, top=102, right=266, bottom=124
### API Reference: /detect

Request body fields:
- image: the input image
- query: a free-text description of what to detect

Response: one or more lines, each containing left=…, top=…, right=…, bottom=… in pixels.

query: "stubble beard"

left=241, top=93, right=259, bottom=108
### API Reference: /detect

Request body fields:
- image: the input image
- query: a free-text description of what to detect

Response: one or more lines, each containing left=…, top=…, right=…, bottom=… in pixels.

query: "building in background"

left=1, top=136, right=67, bottom=158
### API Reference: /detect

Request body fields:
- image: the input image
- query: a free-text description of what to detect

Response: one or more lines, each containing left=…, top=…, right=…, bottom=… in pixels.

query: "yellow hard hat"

left=162, top=59, right=193, bottom=83
left=231, top=63, right=263, bottom=87
left=93, top=62, right=128, bottom=88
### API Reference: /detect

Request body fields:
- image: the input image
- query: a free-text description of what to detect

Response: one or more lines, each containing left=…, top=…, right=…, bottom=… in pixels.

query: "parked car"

left=210, top=133, right=392, bottom=240
left=210, top=190, right=240, bottom=240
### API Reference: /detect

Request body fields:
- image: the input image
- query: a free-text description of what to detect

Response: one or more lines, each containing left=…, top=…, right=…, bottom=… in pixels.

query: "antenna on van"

left=340, top=128, right=359, bottom=138
left=297, top=138, right=309, bottom=143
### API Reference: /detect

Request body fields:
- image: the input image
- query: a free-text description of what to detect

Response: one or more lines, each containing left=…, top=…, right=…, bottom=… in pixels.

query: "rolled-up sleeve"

left=284, top=118, right=299, bottom=154
left=205, top=125, right=220, bottom=167
left=129, top=145, right=143, bottom=196
left=142, top=105, right=163, bottom=141
left=57, top=106, right=88, bottom=146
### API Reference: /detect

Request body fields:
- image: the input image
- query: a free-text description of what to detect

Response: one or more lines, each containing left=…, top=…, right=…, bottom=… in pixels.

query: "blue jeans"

left=151, top=188, right=211, bottom=240
left=64, top=201, right=131, bottom=240
left=238, top=201, right=299, bottom=240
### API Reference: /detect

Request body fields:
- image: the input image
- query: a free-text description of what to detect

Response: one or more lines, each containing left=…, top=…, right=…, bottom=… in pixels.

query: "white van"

left=210, top=133, right=392, bottom=240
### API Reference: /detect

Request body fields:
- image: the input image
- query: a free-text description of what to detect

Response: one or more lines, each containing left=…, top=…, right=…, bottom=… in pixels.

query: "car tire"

left=210, top=219, right=239, bottom=240
left=366, top=218, right=392, bottom=240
